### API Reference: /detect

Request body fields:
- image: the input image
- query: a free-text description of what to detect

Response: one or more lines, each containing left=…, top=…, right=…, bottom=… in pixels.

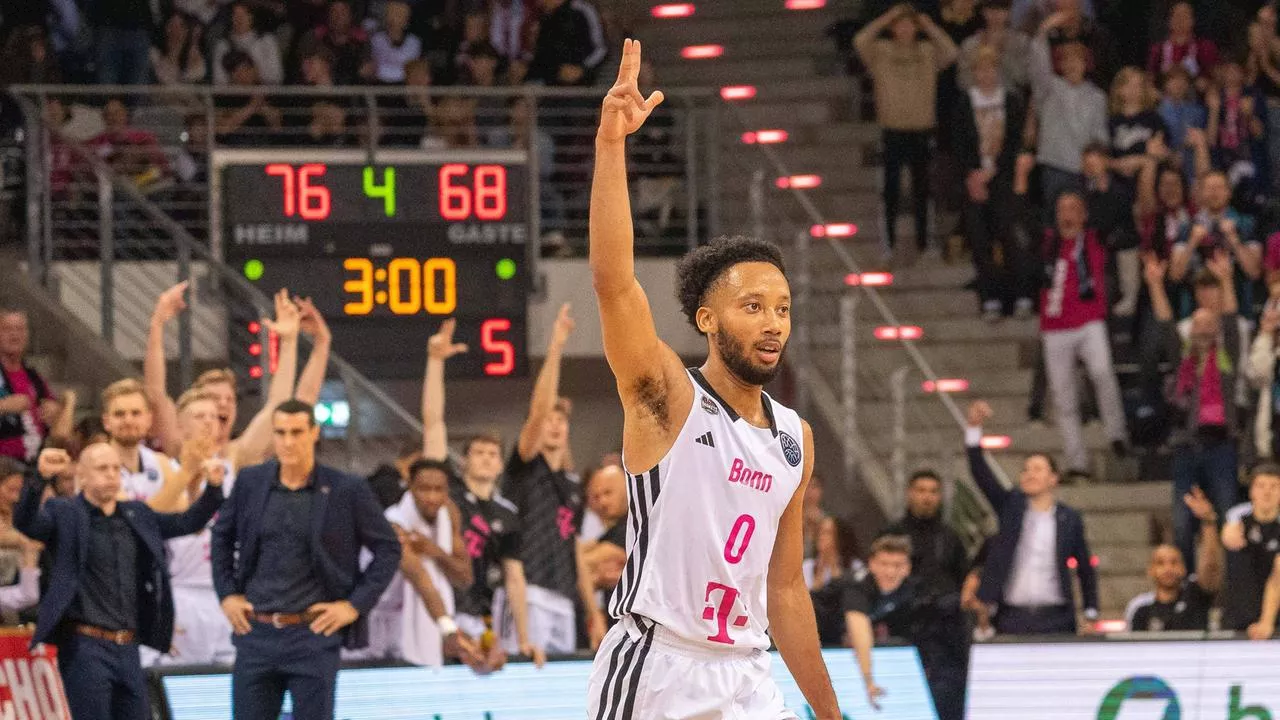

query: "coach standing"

left=14, top=443, right=223, bottom=719
left=212, top=399, right=400, bottom=720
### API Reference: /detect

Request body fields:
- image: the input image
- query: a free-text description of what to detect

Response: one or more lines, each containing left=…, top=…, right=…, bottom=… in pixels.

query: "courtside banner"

left=161, top=647, right=937, bottom=719
left=968, top=639, right=1280, bottom=719
left=0, top=630, right=70, bottom=720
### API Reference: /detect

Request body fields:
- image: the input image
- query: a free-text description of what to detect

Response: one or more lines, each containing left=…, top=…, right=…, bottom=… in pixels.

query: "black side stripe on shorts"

left=623, top=466, right=661, bottom=614
left=615, top=621, right=657, bottom=720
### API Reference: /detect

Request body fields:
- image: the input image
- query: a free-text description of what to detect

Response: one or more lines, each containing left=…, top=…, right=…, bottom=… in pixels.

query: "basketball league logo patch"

left=779, top=431, right=802, bottom=467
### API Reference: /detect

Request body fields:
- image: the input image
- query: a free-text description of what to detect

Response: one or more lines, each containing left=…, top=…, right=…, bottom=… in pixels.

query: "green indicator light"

left=243, top=259, right=265, bottom=281
left=495, top=258, right=517, bottom=280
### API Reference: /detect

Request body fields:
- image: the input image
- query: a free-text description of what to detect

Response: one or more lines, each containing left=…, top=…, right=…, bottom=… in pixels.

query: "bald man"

left=582, top=465, right=628, bottom=594
left=14, top=444, right=223, bottom=719
left=1125, top=488, right=1222, bottom=632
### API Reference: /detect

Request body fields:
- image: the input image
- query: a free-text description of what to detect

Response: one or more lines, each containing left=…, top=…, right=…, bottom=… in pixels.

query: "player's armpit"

left=596, top=284, right=690, bottom=429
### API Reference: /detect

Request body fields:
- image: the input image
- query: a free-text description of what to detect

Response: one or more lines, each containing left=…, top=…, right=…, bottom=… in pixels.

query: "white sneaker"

left=981, top=300, right=1002, bottom=323
left=1014, top=298, right=1034, bottom=319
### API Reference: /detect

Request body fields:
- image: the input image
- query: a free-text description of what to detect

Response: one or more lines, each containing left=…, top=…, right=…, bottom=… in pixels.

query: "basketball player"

left=150, top=387, right=237, bottom=666
left=101, top=379, right=187, bottom=510
left=144, top=285, right=318, bottom=469
left=586, top=40, right=840, bottom=719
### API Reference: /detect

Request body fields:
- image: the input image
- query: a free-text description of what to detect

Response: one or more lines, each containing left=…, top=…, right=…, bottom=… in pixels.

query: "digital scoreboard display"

left=219, top=154, right=531, bottom=379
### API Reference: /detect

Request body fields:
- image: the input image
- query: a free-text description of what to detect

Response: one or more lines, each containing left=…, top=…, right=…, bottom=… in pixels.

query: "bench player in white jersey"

left=587, top=40, right=841, bottom=720
left=150, top=387, right=238, bottom=666
left=101, top=379, right=187, bottom=510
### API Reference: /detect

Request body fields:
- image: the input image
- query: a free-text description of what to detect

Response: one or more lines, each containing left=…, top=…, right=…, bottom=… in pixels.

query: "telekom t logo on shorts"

left=727, top=458, right=773, bottom=493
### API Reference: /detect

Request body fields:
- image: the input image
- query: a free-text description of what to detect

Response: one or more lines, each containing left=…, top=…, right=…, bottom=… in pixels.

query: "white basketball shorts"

left=142, top=585, right=235, bottom=667
left=587, top=615, right=796, bottom=720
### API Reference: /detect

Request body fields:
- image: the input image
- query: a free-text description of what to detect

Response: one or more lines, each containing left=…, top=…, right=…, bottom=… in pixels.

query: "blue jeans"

left=1172, top=440, right=1240, bottom=573
left=58, top=634, right=149, bottom=720
left=232, top=621, right=343, bottom=720
left=95, top=27, right=151, bottom=85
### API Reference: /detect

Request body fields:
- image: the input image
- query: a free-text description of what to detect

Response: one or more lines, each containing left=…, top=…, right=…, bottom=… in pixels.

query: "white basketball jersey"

left=167, top=459, right=236, bottom=588
left=121, top=446, right=166, bottom=502
left=610, top=369, right=806, bottom=651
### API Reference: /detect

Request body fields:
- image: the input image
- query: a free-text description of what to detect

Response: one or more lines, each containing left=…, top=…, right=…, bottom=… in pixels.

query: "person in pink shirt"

left=1039, top=192, right=1129, bottom=479
left=0, top=310, right=59, bottom=465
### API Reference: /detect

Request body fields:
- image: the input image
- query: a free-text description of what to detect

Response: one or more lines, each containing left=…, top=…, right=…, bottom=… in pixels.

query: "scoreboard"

left=216, top=150, right=532, bottom=379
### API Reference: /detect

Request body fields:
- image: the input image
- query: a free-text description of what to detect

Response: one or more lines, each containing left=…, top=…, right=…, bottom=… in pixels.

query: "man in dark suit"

left=212, top=399, right=400, bottom=720
left=14, top=442, right=223, bottom=719
left=964, top=400, right=1099, bottom=634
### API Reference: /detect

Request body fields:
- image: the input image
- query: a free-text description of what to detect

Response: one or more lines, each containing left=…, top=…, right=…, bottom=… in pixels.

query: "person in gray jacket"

left=1030, top=10, right=1107, bottom=208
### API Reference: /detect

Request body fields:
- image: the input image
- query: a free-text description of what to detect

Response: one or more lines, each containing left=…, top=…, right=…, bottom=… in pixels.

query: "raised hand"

left=263, top=289, right=300, bottom=340
left=153, top=281, right=190, bottom=324
left=1143, top=254, right=1168, bottom=287
left=296, top=297, right=331, bottom=344
left=550, top=303, right=575, bottom=348
left=428, top=318, right=469, bottom=360
left=1182, top=487, right=1217, bottom=522
left=37, top=448, right=71, bottom=480
left=1206, top=251, right=1232, bottom=280
left=967, top=400, right=993, bottom=428
left=598, top=39, right=665, bottom=143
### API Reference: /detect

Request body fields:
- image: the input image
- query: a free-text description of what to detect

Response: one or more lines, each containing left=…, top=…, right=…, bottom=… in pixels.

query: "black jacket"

left=880, top=513, right=969, bottom=596
left=0, top=362, right=51, bottom=446
left=14, top=475, right=223, bottom=650
left=212, top=461, right=401, bottom=649
left=953, top=86, right=1027, bottom=185
left=968, top=446, right=1099, bottom=616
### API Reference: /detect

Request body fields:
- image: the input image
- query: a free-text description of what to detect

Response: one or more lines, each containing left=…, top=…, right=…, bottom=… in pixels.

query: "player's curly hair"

left=675, top=235, right=786, bottom=334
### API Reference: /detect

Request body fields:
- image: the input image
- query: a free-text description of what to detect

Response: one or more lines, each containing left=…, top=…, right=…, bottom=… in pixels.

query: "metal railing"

left=724, top=103, right=1000, bottom=544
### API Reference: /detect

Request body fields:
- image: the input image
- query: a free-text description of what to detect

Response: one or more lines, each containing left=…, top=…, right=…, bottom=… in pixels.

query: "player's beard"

left=713, top=330, right=784, bottom=387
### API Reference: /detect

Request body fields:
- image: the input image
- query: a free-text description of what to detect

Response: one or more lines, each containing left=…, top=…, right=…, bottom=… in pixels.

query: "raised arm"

left=916, top=12, right=959, bottom=69
left=144, top=452, right=191, bottom=513
left=853, top=5, right=905, bottom=64
left=1248, top=310, right=1280, bottom=389
left=517, top=304, right=573, bottom=462
left=145, top=282, right=188, bottom=455
left=767, top=421, right=840, bottom=719
left=293, top=298, right=331, bottom=406
left=155, top=477, right=224, bottom=539
left=1144, top=255, right=1175, bottom=322
left=48, top=389, right=75, bottom=444
left=14, top=449, right=71, bottom=543
left=230, top=290, right=300, bottom=468
left=1185, top=488, right=1223, bottom=594
left=591, top=40, right=689, bottom=432
left=964, top=401, right=1013, bottom=512
left=422, top=319, right=467, bottom=462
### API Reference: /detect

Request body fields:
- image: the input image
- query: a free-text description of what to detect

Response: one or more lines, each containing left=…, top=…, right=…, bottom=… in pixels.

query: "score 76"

left=703, top=513, right=757, bottom=645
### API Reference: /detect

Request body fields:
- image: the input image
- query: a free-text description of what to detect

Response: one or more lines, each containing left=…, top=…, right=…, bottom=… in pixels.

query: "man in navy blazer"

left=965, top=401, right=1099, bottom=635
left=14, top=443, right=223, bottom=719
left=212, top=399, right=400, bottom=720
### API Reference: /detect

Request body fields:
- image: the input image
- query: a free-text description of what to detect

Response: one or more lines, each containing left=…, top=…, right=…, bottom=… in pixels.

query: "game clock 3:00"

left=218, top=155, right=532, bottom=380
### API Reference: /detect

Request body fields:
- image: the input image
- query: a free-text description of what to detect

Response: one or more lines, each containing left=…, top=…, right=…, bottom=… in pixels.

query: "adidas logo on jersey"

left=695, top=432, right=715, bottom=448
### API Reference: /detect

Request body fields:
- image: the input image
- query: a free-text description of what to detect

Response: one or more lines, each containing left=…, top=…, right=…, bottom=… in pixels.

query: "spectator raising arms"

left=298, top=0, right=371, bottom=85
left=1039, top=191, right=1130, bottom=477
left=964, top=400, right=1100, bottom=633
left=1125, top=488, right=1221, bottom=632
left=956, top=0, right=1030, bottom=92
left=1030, top=12, right=1108, bottom=206
left=0, top=309, right=59, bottom=465
left=213, top=1, right=283, bottom=85
left=151, top=13, right=207, bottom=86
left=854, top=4, right=958, bottom=261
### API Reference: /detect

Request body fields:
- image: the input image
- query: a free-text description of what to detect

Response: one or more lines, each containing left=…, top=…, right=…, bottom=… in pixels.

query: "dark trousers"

left=994, top=604, right=1076, bottom=635
left=964, top=182, right=1036, bottom=306
left=94, top=27, right=151, bottom=86
left=232, top=622, right=343, bottom=720
left=1172, top=440, right=1240, bottom=573
left=882, top=129, right=932, bottom=251
left=58, top=633, right=149, bottom=720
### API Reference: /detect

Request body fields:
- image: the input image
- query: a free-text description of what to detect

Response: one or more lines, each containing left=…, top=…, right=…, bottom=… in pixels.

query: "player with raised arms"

left=586, top=39, right=841, bottom=720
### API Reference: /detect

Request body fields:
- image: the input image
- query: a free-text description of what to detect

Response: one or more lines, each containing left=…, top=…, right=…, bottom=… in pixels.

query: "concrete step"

left=857, top=395, right=1027, bottom=431
left=816, top=261, right=976, bottom=292
left=1058, top=482, right=1174, bottom=513
left=658, top=56, right=818, bottom=86
left=634, top=12, right=841, bottom=49
left=835, top=368, right=1034, bottom=402
left=1084, top=511, right=1157, bottom=548
left=637, top=0, right=858, bottom=21
left=646, top=35, right=839, bottom=62
left=1094, top=544, right=1156, bottom=577
left=807, top=316, right=1038, bottom=348
left=730, top=100, right=835, bottom=127
left=734, top=76, right=858, bottom=103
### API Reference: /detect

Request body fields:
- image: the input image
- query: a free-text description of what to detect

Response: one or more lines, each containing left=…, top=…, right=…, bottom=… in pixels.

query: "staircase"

left=629, top=0, right=1169, bottom=618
